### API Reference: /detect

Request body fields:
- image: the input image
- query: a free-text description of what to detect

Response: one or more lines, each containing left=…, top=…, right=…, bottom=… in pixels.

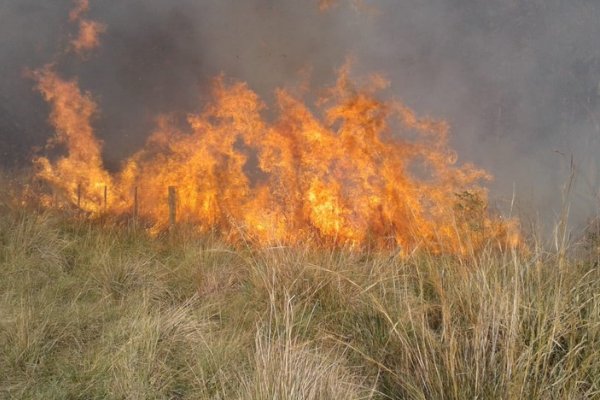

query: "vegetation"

left=0, top=179, right=599, bottom=399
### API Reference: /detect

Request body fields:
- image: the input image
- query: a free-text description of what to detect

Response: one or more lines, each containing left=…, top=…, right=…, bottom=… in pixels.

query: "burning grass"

left=27, top=1, right=520, bottom=255
left=30, top=65, right=520, bottom=254
left=0, top=186, right=598, bottom=399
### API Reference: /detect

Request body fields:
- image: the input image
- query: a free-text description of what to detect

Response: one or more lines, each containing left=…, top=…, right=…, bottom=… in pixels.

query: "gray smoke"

left=0, top=0, right=598, bottom=233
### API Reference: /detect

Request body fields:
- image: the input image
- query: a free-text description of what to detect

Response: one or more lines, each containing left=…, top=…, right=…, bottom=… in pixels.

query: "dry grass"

left=0, top=181, right=599, bottom=398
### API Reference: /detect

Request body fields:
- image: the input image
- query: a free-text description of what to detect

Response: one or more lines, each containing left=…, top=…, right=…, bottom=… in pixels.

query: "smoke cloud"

left=0, top=0, right=598, bottom=232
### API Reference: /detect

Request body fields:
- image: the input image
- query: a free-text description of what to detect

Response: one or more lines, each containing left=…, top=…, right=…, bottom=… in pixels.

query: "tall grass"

left=0, top=184, right=599, bottom=398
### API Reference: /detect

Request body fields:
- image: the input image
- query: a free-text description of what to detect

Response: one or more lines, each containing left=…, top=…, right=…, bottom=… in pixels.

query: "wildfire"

left=69, top=0, right=105, bottom=57
left=71, top=20, right=106, bottom=56
left=69, top=0, right=89, bottom=22
left=319, top=0, right=339, bottom=11
left=32, top=65, right=112, bottom=211
left=31, top=64, right=520, bottom=253
left=27, top=0, right=520, bottom=254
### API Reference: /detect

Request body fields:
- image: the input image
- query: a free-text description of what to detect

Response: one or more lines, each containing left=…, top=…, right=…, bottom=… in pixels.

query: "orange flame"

left=31, top=65, right=520, bottom=253
left=69, top=0, right=89, bottom=22
left=32, top=65, right=112, bottom=211
left=318, top=0, right=338, bottom=11
left=68, top=0, right=105, bottom=57
left=71, top=20, right=106, bottom=56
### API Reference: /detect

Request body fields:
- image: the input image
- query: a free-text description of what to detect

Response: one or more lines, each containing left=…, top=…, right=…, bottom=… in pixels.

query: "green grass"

left=0, top=198, right=599, bottom=398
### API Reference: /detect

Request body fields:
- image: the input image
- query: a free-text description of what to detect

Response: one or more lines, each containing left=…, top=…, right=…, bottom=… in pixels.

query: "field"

left=1, top=180, right=599, bottom=399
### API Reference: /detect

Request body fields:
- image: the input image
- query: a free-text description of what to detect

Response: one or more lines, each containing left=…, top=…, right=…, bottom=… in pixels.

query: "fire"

left=69, top=0, right=89, bottom=22
left=32, top=65, right=112, bottom=212
left=68, top=0, right=105, bottom=57
left=27, top=0, right=521, bottom=253
left=31, top=64, right=520, bottom=253
left=319, top=0, right=339, bottom=11
left=71, top=20, right=106, bottom=56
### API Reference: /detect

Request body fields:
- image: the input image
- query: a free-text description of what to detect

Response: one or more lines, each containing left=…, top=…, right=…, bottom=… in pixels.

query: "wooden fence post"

left=168, top=186, right=177, bottom=228
left=103, top=185, right=108, bottom=212
left=133, top=186, right=139, bottom=222
left=52, top=188, right=58, bottom=209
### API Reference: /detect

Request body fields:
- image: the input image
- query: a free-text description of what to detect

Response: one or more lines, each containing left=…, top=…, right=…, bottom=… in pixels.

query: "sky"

left=1, top=0, right=599, bottom=232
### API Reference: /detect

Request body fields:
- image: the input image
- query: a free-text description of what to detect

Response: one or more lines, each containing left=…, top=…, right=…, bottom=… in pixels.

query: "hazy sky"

left=1, top=0, right=599, bottom=230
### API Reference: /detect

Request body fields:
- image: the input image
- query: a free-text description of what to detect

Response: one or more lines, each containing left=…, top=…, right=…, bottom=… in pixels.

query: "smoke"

left=0, top=0, right=599, bottom=231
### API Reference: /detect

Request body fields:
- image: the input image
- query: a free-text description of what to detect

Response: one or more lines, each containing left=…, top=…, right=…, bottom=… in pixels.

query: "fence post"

left=52, top=188, right=58, bottom=209
left=168, top=186, right=177, bottom=228
left=133, top=186, right=139, bottom=222
left=104, top=185, right=108, bottom=212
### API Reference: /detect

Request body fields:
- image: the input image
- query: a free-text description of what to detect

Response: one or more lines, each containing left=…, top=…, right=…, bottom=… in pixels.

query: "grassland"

left=0, top=181, right=599, bottom=399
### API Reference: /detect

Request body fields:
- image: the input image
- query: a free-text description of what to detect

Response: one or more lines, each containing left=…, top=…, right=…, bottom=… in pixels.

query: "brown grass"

left=0, top=175, right=599, bottom=399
